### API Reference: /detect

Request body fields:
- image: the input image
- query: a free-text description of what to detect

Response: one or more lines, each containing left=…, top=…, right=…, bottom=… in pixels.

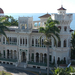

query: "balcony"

left=0, top=58, right=17, bottom=62
left=3, top=42, right=17, bottom=45
left=28, top=61, right=55, bottom=67
left=32, top=44, right=52, bottom=48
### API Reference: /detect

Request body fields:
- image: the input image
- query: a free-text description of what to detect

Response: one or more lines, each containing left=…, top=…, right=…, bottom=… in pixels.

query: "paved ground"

left=0, top=64, right=37, bottom=75
left=0, top=63, right=52, bottom=75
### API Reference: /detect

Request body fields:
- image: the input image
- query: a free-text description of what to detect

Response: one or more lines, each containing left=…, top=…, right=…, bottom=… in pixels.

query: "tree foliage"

left=71, top=30, right=75, bottom=59
left=39, top=17, right=60, bottom=46
left=0, top=17, right=10, bottom=39
left=52, top=67, right=75, bottom=75
left=0, top=15, right=18, bottom=41
left=5, top=15, right=18, bottom=26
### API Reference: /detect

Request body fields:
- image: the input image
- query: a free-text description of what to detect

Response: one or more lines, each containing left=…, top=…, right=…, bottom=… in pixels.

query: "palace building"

left=0, top=6, right=73, bottom=69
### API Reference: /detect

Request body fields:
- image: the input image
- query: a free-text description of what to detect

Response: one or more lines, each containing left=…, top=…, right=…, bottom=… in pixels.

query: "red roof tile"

left=57, top=6, right=66, bottom=10
left=0, top=8, right=4, bottom=13
left=39, top=13, right=51, bottom=18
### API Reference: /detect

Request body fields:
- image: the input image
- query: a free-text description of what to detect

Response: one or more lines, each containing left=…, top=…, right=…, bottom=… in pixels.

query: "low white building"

left=0, top=6, right=73, bottom=69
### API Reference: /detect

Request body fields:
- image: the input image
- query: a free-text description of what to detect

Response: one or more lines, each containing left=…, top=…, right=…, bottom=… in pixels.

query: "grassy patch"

left=0, top=71, right=12, bottom=75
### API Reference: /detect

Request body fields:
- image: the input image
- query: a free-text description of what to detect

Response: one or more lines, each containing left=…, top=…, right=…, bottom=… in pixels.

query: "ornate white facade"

left=0, top=7, right=73, bottom=69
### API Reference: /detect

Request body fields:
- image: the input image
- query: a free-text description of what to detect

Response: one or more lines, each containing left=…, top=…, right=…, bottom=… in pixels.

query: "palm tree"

left=52, top=67, right=75, bottom=75
left=39, top=17, right=60, bottom=75
left=0, top=17, right=10, bottom=40
left=71, top=30, right=75, bottom=59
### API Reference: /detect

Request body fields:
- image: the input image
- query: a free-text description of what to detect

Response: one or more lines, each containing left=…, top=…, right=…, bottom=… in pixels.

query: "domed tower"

left=57, top=5, right=66, bottom=15
left=51, top=6, right=73, bottom=64
left=0, top=8, right=4, bottom=16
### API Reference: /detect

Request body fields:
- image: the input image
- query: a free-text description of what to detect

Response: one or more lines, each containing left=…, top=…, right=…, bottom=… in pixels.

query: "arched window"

left=64, top=26, right=67, bottom=31
left=20, top=38, right=22, bottom=45
left=3, top=37, right=5, bottom=43
left=58, top=26, right=61, bottom=30
left=32, top=38, right=34, bottom=46
left=34, top=22, right=38, bottom=27
left=26, top=38, right=27, bottom=45
left=36, top=53, right=39, bottom=62
left=35, top=39, right=37, bottom=46
left=57, top=57, right=60, bottom=64
left=64, top=57, right=66, bottom=64
left=53, top=56, right=55, bottom=64
left=58, top=41, right=61, bottom=47
left=64, top=40, right=66, bottom=47
left=42, top=39, right=43, bottom=47
left=23, top=38, right=24, bottom=45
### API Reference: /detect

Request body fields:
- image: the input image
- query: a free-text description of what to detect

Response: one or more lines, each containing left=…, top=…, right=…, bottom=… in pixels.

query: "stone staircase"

left=17, top=62, right=27, bottom=68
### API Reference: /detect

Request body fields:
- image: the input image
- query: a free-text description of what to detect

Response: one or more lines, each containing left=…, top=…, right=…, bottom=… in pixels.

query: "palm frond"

left=39, top=27, right=45, bottom=33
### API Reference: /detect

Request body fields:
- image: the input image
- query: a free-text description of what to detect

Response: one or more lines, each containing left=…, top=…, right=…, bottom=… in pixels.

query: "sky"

left=0, top=0, right=75, bottom=13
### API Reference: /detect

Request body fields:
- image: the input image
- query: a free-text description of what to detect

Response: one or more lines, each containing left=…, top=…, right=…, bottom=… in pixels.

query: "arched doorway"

left=21, top=52, right=26, bottom=62
left=36, top=53, right=39, bottom=62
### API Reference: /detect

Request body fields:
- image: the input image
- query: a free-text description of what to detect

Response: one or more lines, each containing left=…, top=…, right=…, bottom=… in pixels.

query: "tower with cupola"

left=0, top=8, right=4, bottom=17
left=51, top=6, right=73, bottom=64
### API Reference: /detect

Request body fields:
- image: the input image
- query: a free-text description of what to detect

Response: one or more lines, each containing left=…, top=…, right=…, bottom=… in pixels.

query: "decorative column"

left=43, top=54, right=44, bottom=63
left=24, top=37, right=25, bottom=46
left=61, top=38, right=63, bottom=47
left=40, top=22, right=42, bottom=27
left=1, top=50, right=3, bottom=58
left=27, top=50, right=29, bottom=62
left=62, top=26, right=64, bottom=32
left=27, top=36, right=29, bottom=47
left=39, top=54, right=40, bottom=63
left=19, top=37, right=20, bottom=46
left=34, top=53, right=36, bottom=62
left=16, top=51, right=18, bottom=59
left=9, top=50, right=11, bottom=59
left=17, top=35, right=19, bottom=46
left=22, top=37, right=23, bottom=46
left=67, top=26, right=69, bottom=33
left=5, top=50, right=7, bottom=58
left=18, top=50, right=21, bottom=62
left=55, top=57, right=57, bottom=66
left=5, top=37, right=6, bottom=44
left=67, top=39, right=68, bottom=47
left=13, top=50, right=14, bottom=59
left=34, top=38, right=35, bottom=47
left=37, top=23, right=39, bottom=28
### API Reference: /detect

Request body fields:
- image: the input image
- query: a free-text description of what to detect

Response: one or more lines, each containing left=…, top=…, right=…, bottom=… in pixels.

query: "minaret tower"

left=51, top=6, right=73, bottom=64
left=57, top=5, right=66, bottom=15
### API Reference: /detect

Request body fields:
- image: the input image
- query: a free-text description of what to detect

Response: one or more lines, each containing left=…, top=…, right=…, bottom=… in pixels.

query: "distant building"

left=0, top=6, right=73, bottom=69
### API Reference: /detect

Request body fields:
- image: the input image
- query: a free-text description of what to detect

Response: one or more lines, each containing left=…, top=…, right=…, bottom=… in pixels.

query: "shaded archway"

left=64, top=57, right=66, bottom=64
left=11, top=50, right=13, bottom=59
left=22, top=52, right=26, bottom=62
left=14, top=50, right=17, bottom=59
left=7, top=50, right=9, bottom=58
left=57, top=57, right=60, bottom=65
left=44, top=54, right=47, bottom=63
left=36, top=53, right=39, bottom=62
left=64, top=40, right=66, bottom=47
